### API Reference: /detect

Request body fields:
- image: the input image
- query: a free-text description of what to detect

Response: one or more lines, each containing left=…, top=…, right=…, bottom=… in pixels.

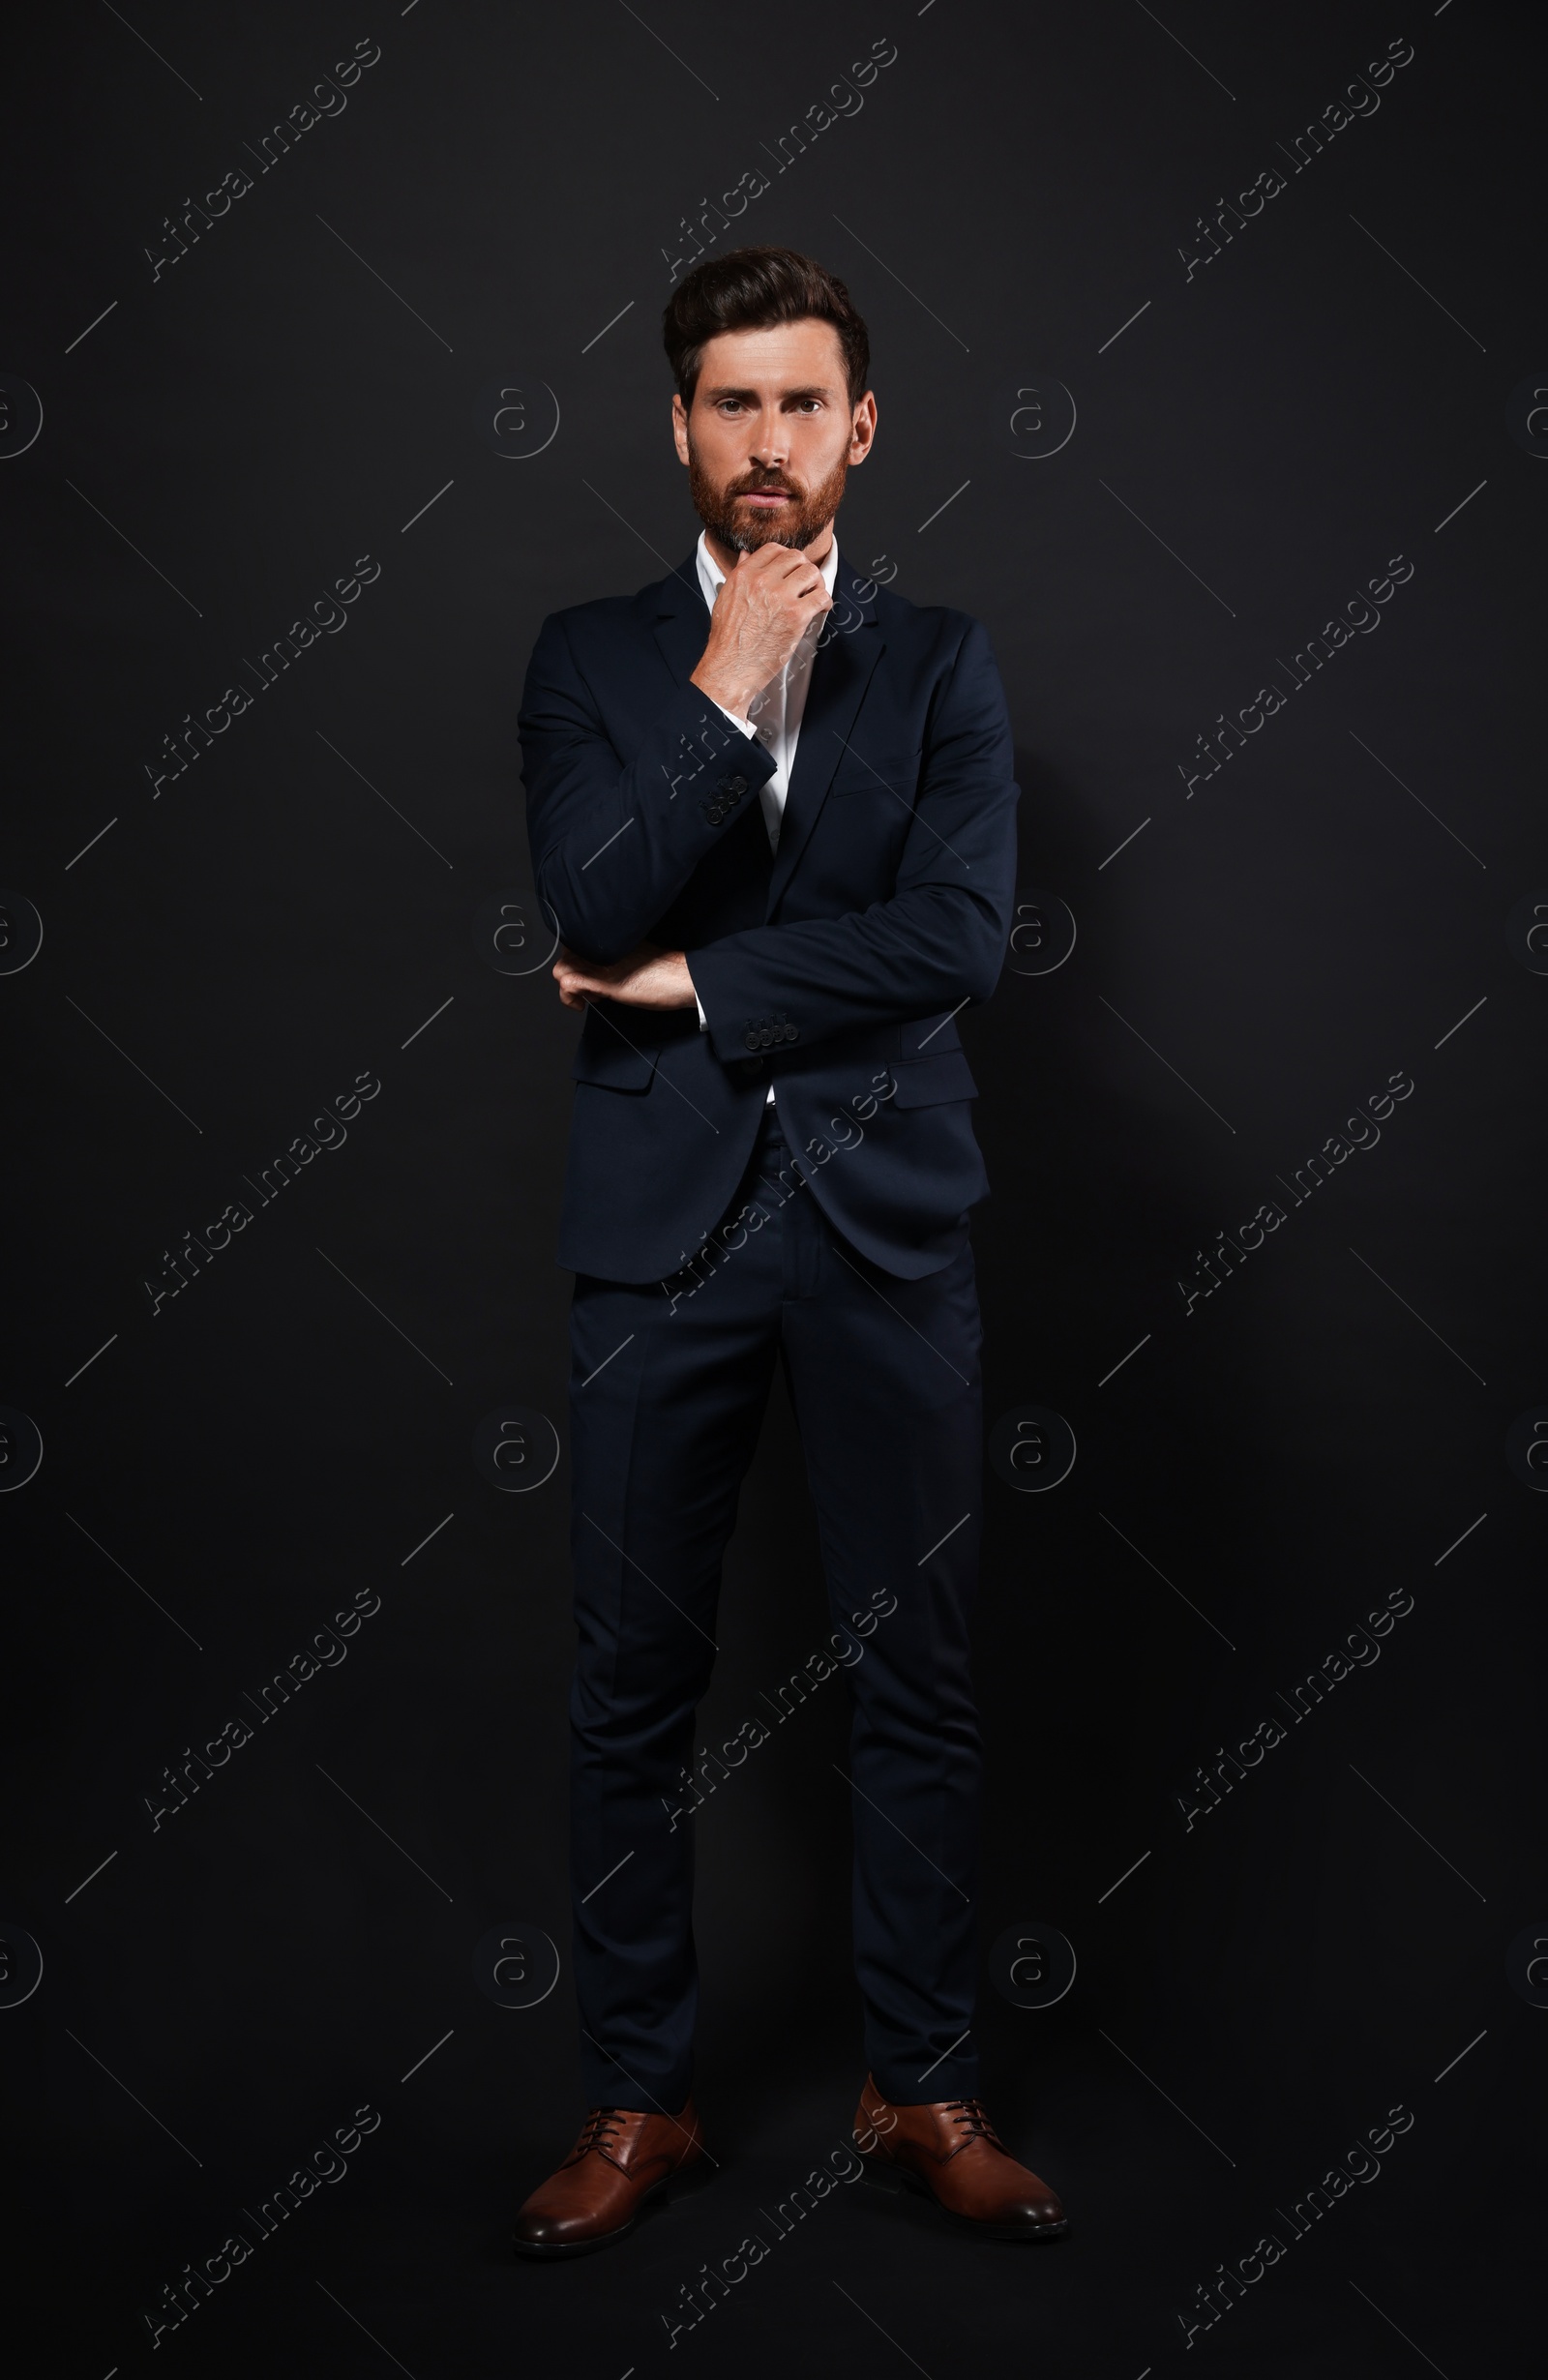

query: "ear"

left=671, top=392, right=691, bottom=466
left=848, top=390, right=878, bottom=466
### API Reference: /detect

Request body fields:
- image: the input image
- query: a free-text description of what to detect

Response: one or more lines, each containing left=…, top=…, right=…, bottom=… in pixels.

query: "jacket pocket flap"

left=571, top=1017, right=656, bottom=1090
left=888, top=1050, right=978, bottom=1108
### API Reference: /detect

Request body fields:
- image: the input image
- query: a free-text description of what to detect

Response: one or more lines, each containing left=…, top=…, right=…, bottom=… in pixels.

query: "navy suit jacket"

left=518, top=550, right=1019, bottom=1283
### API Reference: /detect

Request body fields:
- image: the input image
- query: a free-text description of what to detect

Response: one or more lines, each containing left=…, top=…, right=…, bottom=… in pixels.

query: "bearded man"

left=512, top=246, right=1065, bottom=2255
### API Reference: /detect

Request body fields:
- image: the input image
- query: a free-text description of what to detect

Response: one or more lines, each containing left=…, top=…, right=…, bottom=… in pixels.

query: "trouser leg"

left=566, top=1145, right=780, bottom=2108
left=777, top=1128, right=985, bottom=2104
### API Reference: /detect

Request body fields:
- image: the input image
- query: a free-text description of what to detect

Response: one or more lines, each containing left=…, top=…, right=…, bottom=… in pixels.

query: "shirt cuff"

left=710, top=698, right=754, bottom=740
left=688, top=967, right=706, bottom=1030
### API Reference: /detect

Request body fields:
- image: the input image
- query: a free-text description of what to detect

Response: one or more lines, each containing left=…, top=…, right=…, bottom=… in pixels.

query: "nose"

left=748, top=409, right=790, bottom=469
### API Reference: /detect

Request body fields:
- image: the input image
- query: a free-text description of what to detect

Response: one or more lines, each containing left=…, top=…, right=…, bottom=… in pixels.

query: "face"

left=671, top=318, right=877, bottom=554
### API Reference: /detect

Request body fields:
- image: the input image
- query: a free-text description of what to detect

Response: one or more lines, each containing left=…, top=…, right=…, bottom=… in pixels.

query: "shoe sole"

left=861, top=2154, right=1068, bottom=2241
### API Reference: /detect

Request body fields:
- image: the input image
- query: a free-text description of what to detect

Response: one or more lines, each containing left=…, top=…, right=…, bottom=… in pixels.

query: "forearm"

left=686, top=883, right=1011, bottom=1060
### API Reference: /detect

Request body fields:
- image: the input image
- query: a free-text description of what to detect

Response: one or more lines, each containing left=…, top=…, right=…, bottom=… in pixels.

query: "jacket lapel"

left=765, top=557, right=884, bottom=917
left=651, top=553, right=710, bottom=690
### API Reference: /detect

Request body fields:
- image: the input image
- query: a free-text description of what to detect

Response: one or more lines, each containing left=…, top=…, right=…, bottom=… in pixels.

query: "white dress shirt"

left=688, top=530, right=840, bottom=1099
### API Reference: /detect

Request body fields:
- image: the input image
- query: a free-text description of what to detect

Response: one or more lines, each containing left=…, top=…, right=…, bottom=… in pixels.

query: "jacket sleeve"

left=685, top=619, right=1019, bottom=1059
left=519, top=610, right=776, bottom=962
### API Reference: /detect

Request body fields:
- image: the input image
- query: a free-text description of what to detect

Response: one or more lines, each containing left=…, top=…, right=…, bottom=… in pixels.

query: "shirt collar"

left=696, top=527, right=841, bottom=614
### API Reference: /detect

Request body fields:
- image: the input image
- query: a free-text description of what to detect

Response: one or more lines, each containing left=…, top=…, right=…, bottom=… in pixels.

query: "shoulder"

left=526, top=592, right=624, bottom=658
left=866, top=580, right=1000, bottom=692
left=864, top=573, right=988, bottom=660
left=542, top=566, right=694, bottom=644
left=523, top=572, right=696, bottom=691
left=520, top=577, right=675, bottom=699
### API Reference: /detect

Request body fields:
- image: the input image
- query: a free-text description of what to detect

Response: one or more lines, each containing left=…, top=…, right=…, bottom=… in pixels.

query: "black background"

left=4, top=2, right=1544, bottom=2371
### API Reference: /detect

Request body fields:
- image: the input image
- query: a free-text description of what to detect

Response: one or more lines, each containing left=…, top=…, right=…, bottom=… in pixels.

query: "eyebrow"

left=698, top=382, right=838, bottom=404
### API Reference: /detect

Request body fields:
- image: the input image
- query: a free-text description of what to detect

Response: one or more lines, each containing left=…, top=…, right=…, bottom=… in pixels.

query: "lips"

left=737, top=487, right=794, bottom=505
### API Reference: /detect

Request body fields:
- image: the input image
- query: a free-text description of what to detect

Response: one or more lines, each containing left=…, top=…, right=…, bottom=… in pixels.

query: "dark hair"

left=663, top=247, right=870, bottom=407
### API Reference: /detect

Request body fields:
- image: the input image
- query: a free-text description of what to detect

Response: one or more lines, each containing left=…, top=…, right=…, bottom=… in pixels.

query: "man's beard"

left=688, top=442, right=849, bottom=552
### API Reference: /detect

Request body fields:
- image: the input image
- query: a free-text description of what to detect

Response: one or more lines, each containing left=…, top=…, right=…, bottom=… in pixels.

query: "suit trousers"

left=566, top=1101, right=985, bottom=2110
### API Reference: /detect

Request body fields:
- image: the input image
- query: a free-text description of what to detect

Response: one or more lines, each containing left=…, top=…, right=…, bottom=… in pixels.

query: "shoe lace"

left=574, top=2106, right=629, bottom=2157
left=941, top=2097, right=1002, bottom=2147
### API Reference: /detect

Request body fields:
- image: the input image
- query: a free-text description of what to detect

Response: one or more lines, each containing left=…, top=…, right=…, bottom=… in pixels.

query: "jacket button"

left=743, top=1030, right=760, bottom=1052
left=783, top=1023, right=797, bottom=1042
left=723, top=774, right=747, bottom=797
left=759, top=1026, right=774, bottom=1048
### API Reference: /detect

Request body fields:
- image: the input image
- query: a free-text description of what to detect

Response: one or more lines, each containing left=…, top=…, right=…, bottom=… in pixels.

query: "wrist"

left=690, top=662, right=759, bottom=722
left=661, top=951, right=697, bottom=1007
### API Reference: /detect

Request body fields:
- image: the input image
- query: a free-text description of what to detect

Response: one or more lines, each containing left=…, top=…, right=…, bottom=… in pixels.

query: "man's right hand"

left=690, top=543, right=832, bottom=720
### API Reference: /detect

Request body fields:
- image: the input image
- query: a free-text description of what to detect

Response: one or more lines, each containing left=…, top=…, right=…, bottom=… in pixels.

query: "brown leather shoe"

left=853, top=2074, right=1067, bottom=2240
left=512, top=2098, right=704, bottom=2258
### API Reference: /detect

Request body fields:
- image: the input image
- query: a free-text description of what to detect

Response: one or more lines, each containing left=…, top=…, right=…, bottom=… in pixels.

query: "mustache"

left=729, top=471, right=803, bottom=498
